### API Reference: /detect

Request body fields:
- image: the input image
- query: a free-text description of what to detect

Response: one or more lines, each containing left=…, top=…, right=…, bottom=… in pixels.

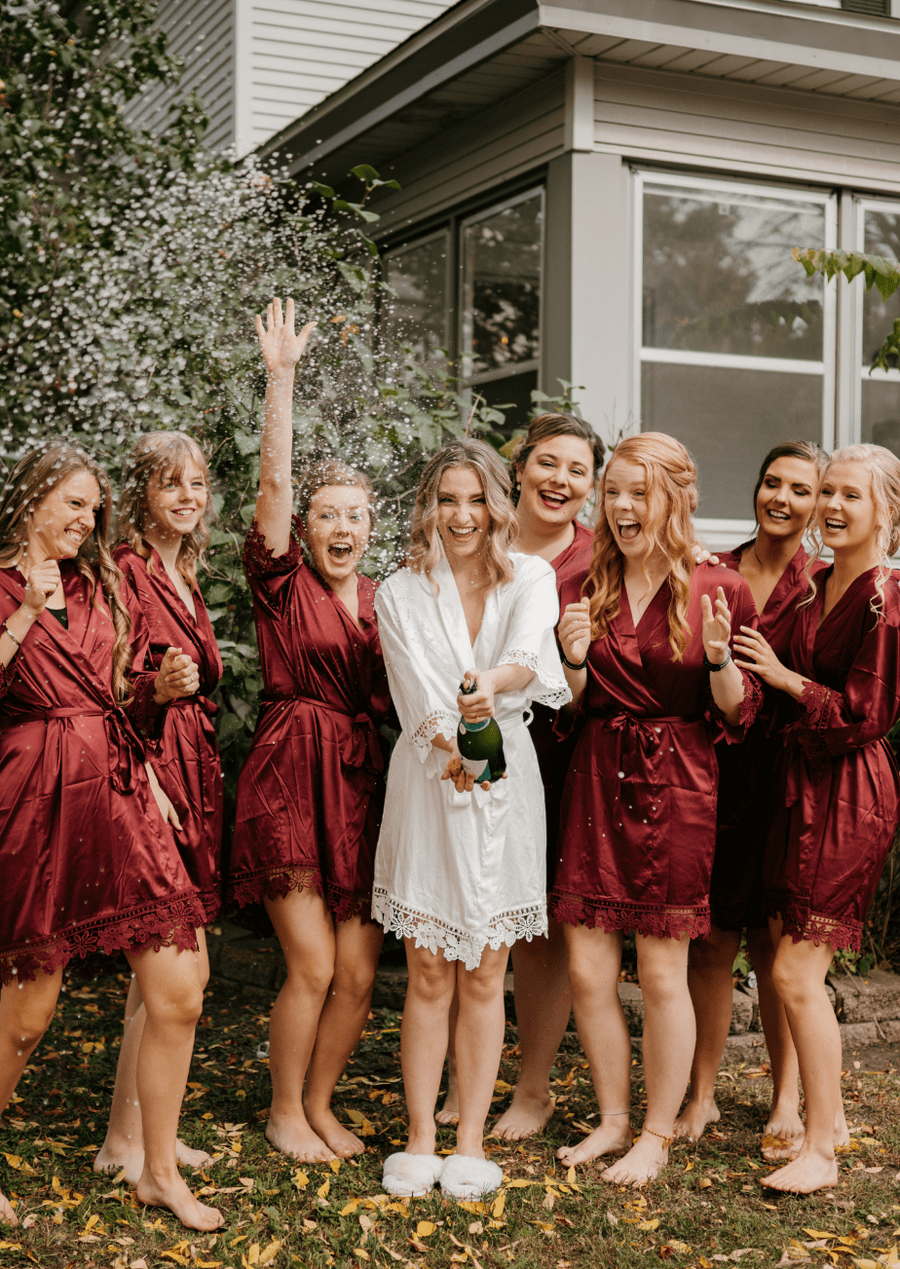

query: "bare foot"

left=765, top=1103, right=804, bottom=1145
left=136, top=1167, right=224, bottom=1231
left=176, top=1139, right=213, bottom=1170
left=762, top=1109, right=849, bottom=1164
left=492, top=1091, right=554, bottom=1141
left=305, top=1106, right=366, bottom=1158
left=674, top=1096, right=720, bottom=1141
left=0, top=1189, right=16, bottom=1227
left=556, top=1120, right=632, bottom=1167
left=436, top=1086, right=459, bottom=1126
left=600, top=1131, right=668, bottom=1187
left=93, top=1140, right=145, bottom=1185
left=265, top=1114, right=336, bottom=1163
left=760, top=1146, right=837, bottom=1194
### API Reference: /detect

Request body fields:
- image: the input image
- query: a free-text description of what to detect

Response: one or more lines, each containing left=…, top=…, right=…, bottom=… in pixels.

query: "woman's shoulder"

left=694, top=559, right=750, bottom=599
left=375, top=564, right=425, bottom=603
left=113, top=543, right=145, bottom=581
left=509, top=551, right=555, bottom=585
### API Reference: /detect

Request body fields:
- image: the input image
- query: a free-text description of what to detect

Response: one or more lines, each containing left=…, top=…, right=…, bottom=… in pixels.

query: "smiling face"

left=516, top=435, right=595, bottom=532
left=817, top=461, right=880, bottom=556
left=603, top=457, right=661, bottom=560
left=305, top=484, right=371, bottom=585
left=143, top=459, right=209, bottom=545
left=755, top=455, right=818, bottom=543
left=28, top=470, right=102, bottom=561
left=436, top=465, right=489, bottom=565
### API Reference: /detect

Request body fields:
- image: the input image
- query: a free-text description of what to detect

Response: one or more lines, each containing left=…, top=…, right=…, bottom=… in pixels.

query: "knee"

left=148, top=981, right=204, bottom=1031
left=407, top=962, right=454, bottom=1009
left=5, top=997, right=56, bottom=1050
left=458, top=962, right=505, bottom=1007
left=331, top=959, right=377, bottom=1005
left=637, top=959, right=687, bottom=1005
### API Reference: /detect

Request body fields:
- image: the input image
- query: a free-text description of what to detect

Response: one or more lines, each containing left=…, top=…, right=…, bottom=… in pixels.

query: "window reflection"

left=860, top=206, right=900, bottom=458
left=382, top=231, right=450, bottom=373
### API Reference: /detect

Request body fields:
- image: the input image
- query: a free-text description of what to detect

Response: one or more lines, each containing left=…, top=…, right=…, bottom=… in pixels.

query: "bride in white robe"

left=372, top=439, right=570, bottom=1202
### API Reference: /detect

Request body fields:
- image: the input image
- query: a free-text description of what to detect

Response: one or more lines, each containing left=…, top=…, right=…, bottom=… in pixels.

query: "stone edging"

left=207, top=923, right=900, bottom=1055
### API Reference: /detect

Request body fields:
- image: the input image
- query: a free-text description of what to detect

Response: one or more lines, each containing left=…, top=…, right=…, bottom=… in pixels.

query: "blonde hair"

left=0, top=442, right=133, bottom=703
left=407, top=439, right=517, bottom=591
left=585, top=432, right=699, bottom=662
left=804, top=443, right=900, bottom=616
left=117, top=432, right=213, bottom=589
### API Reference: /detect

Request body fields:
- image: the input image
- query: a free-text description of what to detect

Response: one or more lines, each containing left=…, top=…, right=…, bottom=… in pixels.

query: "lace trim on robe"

left=764, top=895, right=861, bottom=954
left=371, top=888, right=548, bottom=972
left=549, top=891, right=711, bottom=941
left=408, top=709, right=458, bottom=779
left=794, top=679, right=834, bottom=769
left=0, top=658, right=15, bottom=702
left=229, top=865, right=371, bottom=924
left=243, top=517, right=302, bottom=578
left=705, top=670, right=762, bottom=745
left=0, top=891, right=203, bottom=986
left=497, top=646, right=571, bottom=710
left=127, top=673, right=164, bottom=738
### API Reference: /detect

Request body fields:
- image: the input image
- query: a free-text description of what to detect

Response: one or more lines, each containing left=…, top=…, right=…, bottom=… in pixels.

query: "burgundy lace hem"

left=0, top=892, right=203, bottom=985
left=242, top=516, right=303, bottom=579
left=794, top=679, right=833, bottom=768
left=228, top=866, right=371, bottom=923
left=0, top=658, right=15, bottom=702
left=763, top=896, right=861, bottom=953
left=549, top=891, right=710, bottom=940
left=127, top=672, right=164, bottom=739
left=706, top=670, right=762, bottom=744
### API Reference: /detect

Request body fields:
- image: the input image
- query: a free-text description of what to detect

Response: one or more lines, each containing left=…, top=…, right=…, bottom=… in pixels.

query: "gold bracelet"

left=2, top=620, right=22, bottom=648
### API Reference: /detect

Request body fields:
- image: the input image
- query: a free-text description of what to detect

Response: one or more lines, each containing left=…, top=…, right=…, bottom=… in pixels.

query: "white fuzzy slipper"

left=439, top=1154, right=504, bottom=1200
left=381, top=1152, right=445, bottom=1197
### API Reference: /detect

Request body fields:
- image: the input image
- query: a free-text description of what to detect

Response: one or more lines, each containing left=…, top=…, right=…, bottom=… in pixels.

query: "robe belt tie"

left=162, top=695, right=221, bottom=815
left=1, top=704, right=145, bottom=794
left=584, top=709, right=702, bottom=785
left=260, top=692, right=383, bottom=776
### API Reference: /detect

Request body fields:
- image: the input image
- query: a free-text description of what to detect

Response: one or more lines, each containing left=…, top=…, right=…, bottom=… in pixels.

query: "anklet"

left=600, top=1110, right=631, bottom=1116
left=639, top=1127, right=673, bottom=1148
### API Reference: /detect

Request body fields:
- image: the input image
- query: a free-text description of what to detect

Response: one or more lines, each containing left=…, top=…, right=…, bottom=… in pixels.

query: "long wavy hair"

left=509, top=412, right=605, bottom=515
left=0, top=442, right=133, bottom=702
left=751, top=439, right=828, bottom=527
left=803, top=443, right=900, bottom=616
left=407, top=438, right=517, bottom=592
left=585, top=432, right=699, bottom=662
left=116, top=432, right=213, bottom=588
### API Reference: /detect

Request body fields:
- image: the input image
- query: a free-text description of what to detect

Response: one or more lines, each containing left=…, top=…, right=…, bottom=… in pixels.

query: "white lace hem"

left=498, top=647, right=571, bottom=710
left=371, top=889, right=548, bottom=972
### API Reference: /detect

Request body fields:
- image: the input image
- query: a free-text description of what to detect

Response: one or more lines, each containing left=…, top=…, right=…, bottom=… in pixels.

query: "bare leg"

left=761, top=933, right=840, bottom=1194
left=263, top=888, right=341, bottom=1163
left=493, top=919, right=571, bottom=1141
left=604, top=934, right=694, bottom=1187
left=0, top=969, right=63, bottom=1226
left=95, top=932, right=212, bottom=1182
left=435, top=989, right=460, bottom=1125
left=675, top=925, right=740, bottom=1140
left=556, top=924, right=632, bottom=1168
left=454, top=946, right=511, bottom=1159
left=745, top=925, right=803, bottom=1156
left=401, top=940, right=456, bottom=1156
left=304, top=916, right=383, bottom=1157
left=126, top=943, right=222, bottom=1230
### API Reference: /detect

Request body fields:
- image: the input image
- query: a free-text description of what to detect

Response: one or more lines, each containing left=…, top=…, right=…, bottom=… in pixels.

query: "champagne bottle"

left=456, top=677, right=507, bottom=783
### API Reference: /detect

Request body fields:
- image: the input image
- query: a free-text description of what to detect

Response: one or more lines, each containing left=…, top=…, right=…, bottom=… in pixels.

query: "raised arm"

left=254, top=297, right=317, bottom=557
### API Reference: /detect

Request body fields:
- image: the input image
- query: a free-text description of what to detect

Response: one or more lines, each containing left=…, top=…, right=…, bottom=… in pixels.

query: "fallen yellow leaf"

left=415, top=1222, right=436, bottom=1238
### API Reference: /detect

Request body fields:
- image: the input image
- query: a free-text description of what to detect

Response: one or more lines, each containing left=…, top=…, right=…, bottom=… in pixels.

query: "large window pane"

left=461, top=192, right=542, bottom=381
left=641, top=362, right=824, bottom=519
left=382, top=231, right=450, bottom=373
left=643, top=185, right=826, bottom=360
left=860, top=206, right=900, bottom=458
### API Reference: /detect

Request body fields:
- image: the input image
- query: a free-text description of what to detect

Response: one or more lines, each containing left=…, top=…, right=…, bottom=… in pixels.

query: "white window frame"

left=851, top=194, right=900, bottom=445
left=458, top=186, right=545, bottom=391
left=634, top=169, right=838, bottom=545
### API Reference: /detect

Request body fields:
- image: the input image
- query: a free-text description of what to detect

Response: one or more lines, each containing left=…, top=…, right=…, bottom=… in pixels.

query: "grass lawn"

left=1, top=974, right=899, bottom=1269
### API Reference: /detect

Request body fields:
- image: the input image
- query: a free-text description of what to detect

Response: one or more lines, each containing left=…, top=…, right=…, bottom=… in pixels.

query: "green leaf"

left=350, top=164, right=381, bottom=183
left=233, top=430, right=260, bottom=455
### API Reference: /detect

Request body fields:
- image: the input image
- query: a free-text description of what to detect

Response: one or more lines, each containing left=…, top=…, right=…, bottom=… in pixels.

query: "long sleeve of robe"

left=550, top=561, right=760, bottom=940
left=763, top=565, right=900, bottom=951
left=116, top=545, right=225, bottom=925
left=372, top=553, right=571, bottom=971
left=0, top=562, right=203, bottom=984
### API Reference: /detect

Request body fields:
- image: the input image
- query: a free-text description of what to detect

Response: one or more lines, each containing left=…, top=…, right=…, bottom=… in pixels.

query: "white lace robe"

left=372, top=553, right=571, bottom=970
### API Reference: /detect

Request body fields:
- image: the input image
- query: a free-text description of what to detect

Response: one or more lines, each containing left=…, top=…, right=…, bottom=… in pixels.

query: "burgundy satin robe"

left=528, top=519, right=593, bottom=875
left=0, top=562, right=203, bottom=984
left=710, top=543, right=811, bottom=930
left=763, top=566, right=900, bottom=951
left=550, top=562, right=760, bottom=939
left=115, top=546, right=225, bottom=924
left=228, top=518, right=390, bottom=919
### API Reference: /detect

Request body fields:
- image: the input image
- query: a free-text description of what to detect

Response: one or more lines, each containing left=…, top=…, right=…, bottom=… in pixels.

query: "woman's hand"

left=145, top=763, right=182, bottom=831
left=559, top=598, right=592, bottom=665
left=693, top=545, right=720, bottom=567
left=458, top=669, right=495, bottom=723
left=153, top=646, right=200, bottom=704
left=733, top=626, right=788, bottom=690
left=23, top=560, right=61, bottom=618
left=440, top=745, right=493, bottom=793
left=700, top=586, right=733, bottom=666
left=255, top=297, right=316, bottom=375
